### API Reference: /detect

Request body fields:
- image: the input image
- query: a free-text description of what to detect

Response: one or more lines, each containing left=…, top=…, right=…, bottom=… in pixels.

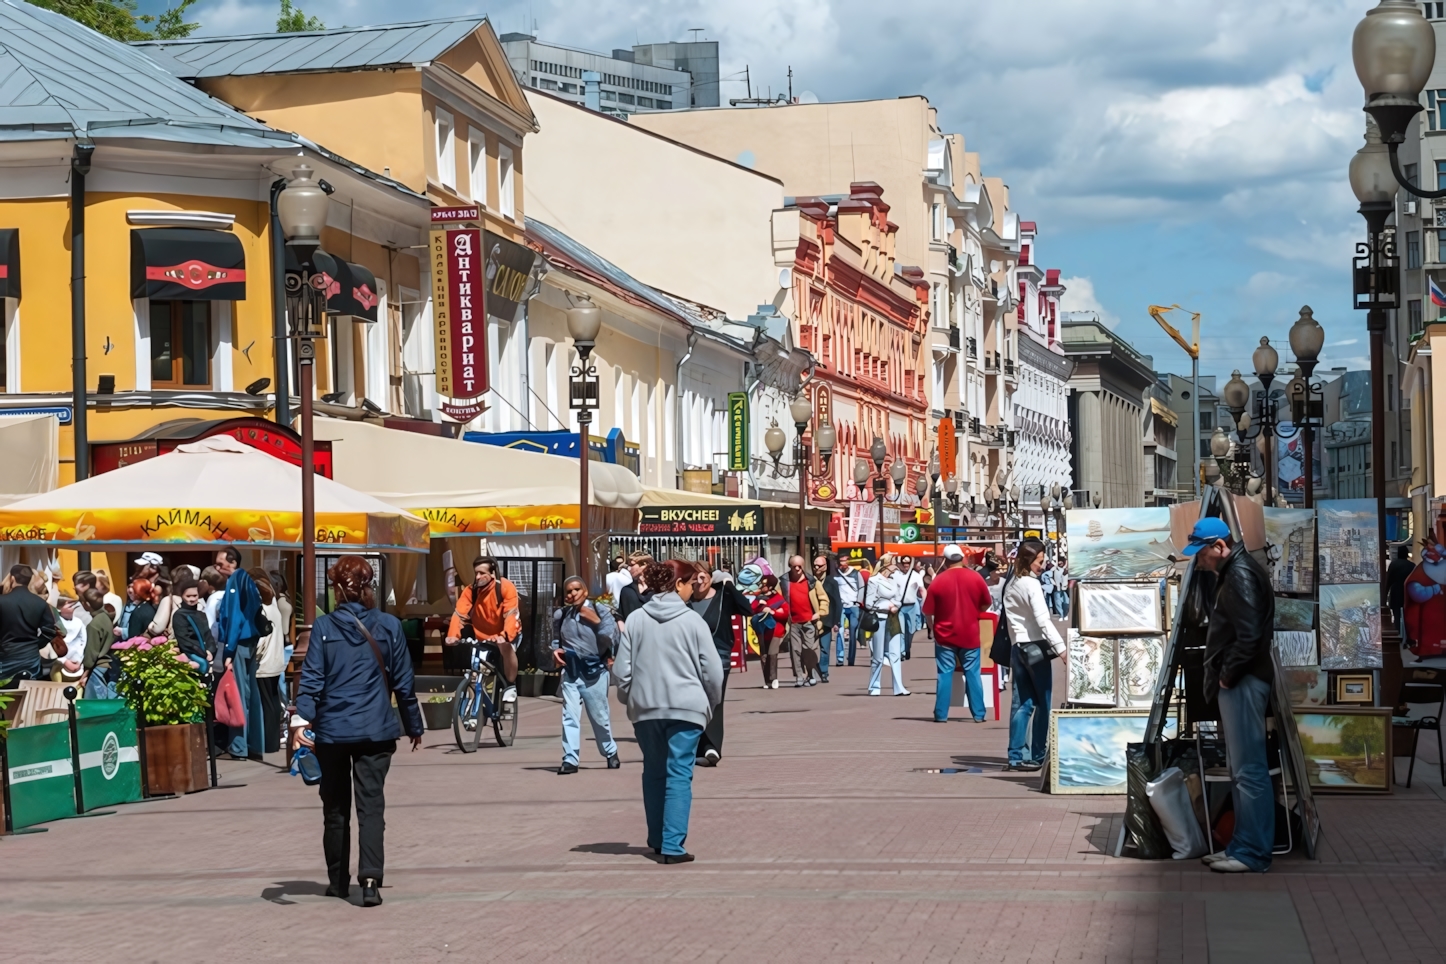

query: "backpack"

left=989, top=571, right=1015, bottom=666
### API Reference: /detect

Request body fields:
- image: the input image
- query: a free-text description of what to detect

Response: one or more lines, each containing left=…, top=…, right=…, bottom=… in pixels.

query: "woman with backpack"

left=862, top=555, right=909, bottom=697
left=1002, top=542, right=1064, bottom=771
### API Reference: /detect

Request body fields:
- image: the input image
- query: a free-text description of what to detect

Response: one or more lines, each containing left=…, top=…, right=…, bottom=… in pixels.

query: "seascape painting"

left=1049, top=710, right=1179, bottom=794
left=1263, top=507, right=1316, bottom=593
left=1275, top=598, right=1316, bottom=633
left=1319, top=584, right=1382, bottom=669
left=1282, top=666, right=1329, bottom=707
left=1273, top=631, right=1318, bottom=668
left=1292, top=709, right=1390, bottom=791
left=1077, top=581, right=1162, bottom=634
left=1317, top=499, right=1380, bottom=585
left=1117, top=636, right=1165, bottom=707
left=1066, top=508, right=1175, bottom=580
left=1067, top=632, right=1116, bottom=705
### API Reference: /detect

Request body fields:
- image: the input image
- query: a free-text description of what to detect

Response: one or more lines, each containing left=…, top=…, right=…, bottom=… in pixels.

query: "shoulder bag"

left=342, top=610, right=393, bottom=693
left=858, top=578, right=881, bottom=634
left=988, top=572, right=1015, bottom=667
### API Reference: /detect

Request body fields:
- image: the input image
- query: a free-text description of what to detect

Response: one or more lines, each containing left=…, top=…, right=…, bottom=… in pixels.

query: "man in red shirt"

left=923, top=544, right=993, bottom=722
left=783, top=555, right=822, bottom=687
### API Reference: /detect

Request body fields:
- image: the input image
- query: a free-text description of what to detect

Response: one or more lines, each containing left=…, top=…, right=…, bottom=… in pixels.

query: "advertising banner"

left=415, top=504, right=581, bottom=536
left=727, top=393, right=748, bottom=471
left=6, top=721, right=76, bottom=829
left=639, top=504, right=763, bottom=536
left=431, top=228, right=487, bottom=401
left=0, top=507, right=429, bottom=550
left=482, top=231, right=537, bottom=323
left=74, top=699, right=142, bottom=811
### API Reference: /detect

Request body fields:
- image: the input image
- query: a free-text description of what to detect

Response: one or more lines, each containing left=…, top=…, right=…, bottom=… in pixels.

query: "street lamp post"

left=566, top=296, right=602, bottom=591
left=764, top=396, right=832, bottom=558
left=276, top=164, right=332, bottom=658
left=871, top=437, right=888, bottom=561
left=1286, top=306, right=1326, bottom=508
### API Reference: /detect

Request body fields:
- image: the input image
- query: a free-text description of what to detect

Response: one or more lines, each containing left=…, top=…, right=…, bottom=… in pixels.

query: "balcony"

left=969, top=416, right=981, bottom=437
left=1004, top=358, right=1015, bottom=378
left=983, top=351, right=1000, bottom=373
left=948, top=327, right=960, bottom=350
left=966, top=336, right=978, bottom=359
left=953, top=410, right=968, bottom=431
left=979, top=424, right=1007, bottom=447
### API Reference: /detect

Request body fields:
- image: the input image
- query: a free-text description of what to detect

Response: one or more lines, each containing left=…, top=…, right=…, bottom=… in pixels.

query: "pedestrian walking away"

left=690, top=566, right=751, bottom=765
left=292, top=556, right=424, bottom=906
left=1003, top=543, right=1063, bottom=769
left=552, top=576, right=620, bottom=774
left=923, top=544, right=993, bottom=723
left=611, top=559, right=724, bottom=863
left=834, top=554, right=865, bottom=666
left=862, top=554, right=909, bottom=696
left=896, top=556, right=925, bottom=660
left=813, top=555, right=842, bottom=682
left=1185, top=517, right=1276, bottom=874
left=1386, top=545, right=1413, bottom=636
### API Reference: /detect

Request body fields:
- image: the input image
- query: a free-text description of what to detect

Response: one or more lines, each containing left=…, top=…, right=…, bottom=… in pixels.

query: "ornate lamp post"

left=765, top=396, right=831, bottom=557
left=276, top=164, right=332, bottom=655
left=566, top=295, right=601, bottom=590
left=871, top=437, right=888, bottom=560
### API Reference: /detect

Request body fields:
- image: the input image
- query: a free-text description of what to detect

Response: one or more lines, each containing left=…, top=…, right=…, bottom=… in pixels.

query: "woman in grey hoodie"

left=611, top=559, right=724, bottom=863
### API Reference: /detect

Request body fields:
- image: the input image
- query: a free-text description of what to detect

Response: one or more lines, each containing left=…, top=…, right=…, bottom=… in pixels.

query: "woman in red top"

left=750, top=574, right=789, bottom=689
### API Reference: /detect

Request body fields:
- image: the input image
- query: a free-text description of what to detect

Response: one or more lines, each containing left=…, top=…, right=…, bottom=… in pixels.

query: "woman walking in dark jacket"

left=689, top=566, right=751, bottom=765
left=291, top=557, right=424, bottom=907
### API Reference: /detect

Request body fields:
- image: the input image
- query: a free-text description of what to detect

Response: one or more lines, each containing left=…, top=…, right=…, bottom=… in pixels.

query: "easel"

left=1137, top=486, right=1320, bottom=859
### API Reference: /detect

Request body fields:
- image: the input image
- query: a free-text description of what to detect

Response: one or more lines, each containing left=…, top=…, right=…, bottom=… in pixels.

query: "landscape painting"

left=1077, top=582, right=1162, bottom=634
left=1263, top=507, right=1316, bottom=593
left=1319, top=584, right=1382, bottom=669
left=1317, top=499, right=1380, bottom=585
left=1067, top=632, right=1116, bottom=705
left=1117, top=636, right=1165, bottom=706
left=1275, top=598, right=1316, bottom=633
left=1273, top=631, right=1318, bottom=667
left=1049, top=710, right=1178, bottom=794
left=1066, top=508, right=1174, bottom=580
left=1292, top=708, right=1391, bottom=792
left=1282, top=666, right=1329, bottom=707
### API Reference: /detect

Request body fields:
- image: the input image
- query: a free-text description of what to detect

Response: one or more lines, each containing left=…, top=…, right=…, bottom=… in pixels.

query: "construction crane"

left=1148, top=304, right=1203, bottom=497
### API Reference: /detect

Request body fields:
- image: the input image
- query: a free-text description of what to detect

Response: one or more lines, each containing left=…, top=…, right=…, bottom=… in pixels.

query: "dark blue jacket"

left=216, top=568, right=263, bottom=657
left=295, top=602, right=423, bottom=743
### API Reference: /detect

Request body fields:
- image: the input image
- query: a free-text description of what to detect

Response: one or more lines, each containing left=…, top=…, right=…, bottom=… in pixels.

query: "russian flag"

left=1432, top=276, right=1446, bottom=307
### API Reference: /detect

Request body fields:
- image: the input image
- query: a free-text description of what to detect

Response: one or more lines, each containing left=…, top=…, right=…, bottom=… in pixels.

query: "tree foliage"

left=31, top=0, right=199, bottom=41
left=277, top=0, right=323, bottom=32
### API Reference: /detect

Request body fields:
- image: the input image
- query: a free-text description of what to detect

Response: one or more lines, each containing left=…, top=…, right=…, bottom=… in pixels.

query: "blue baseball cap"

left=1181, top=517, right=1232, bottom=556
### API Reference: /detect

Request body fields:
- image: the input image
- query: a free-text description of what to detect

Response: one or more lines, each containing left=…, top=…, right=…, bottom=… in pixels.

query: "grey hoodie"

left=611, top=591, right=724, bottom=728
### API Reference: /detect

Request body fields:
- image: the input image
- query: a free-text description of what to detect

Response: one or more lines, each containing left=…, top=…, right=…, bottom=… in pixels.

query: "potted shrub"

left=112, top=637, right=210, bottom=795
left=516, top=668, right=544, bottom=698
left=421, top=694, right=453, bottom=730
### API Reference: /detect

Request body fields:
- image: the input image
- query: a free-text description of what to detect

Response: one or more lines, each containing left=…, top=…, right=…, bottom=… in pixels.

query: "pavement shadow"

left=260, top=880, right=334, bottom=905
left=571, top=842, right=655, bottom=857
left=950, top=755, right=1009, bottom=768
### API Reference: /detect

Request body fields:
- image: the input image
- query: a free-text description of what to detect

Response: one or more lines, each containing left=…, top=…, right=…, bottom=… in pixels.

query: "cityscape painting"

left=1263, top=507, right=1315, bottom=593
left=1317, top=499, right=1380, bottom=586
left=1066, top=508, right=1174, bottom=580
left=1319, top=584, right=1383, bottom=669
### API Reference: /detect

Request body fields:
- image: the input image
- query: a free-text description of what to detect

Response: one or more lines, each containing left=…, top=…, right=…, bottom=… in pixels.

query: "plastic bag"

left=1146, top=766, right=1208, bottom=859
left=1124, top=743, right=1172, bottom=858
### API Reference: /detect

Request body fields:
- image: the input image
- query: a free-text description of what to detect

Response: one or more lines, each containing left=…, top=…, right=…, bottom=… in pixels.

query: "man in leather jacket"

left=1185, top=517, right=1275, bottom=874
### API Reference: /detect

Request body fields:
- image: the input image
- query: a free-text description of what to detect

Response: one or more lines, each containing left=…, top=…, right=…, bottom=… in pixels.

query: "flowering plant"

left=112, top=636, right=209, bottom=726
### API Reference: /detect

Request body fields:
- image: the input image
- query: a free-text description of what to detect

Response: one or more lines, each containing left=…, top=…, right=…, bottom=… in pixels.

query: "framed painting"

left=1282, top=666, right=1329, bottom=707
left=1066, top=631, right=1116, bottom=706
left=1273, top=631, right=1317, bottom=668
left=1333, top=673, right=1374, bottom=704
left=1048, top=709, right=1178, bottom=795
left=1317, top=499, right=1381, bottom=585
left=1319, top=584, right=1382, bottom=669
left=1117, top=635, right=1165, bottom=707
left=1066, top=508, right=1174, bottom=579
left=1263, top=507, right=1316, bottom=594
left=1077, top=582, right=1162, bottom=635
left=1291, top=707, right=1391, bottom=792
left=1274, top=597, right=1316, bottom=633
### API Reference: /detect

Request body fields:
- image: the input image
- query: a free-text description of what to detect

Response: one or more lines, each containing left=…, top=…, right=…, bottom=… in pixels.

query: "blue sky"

left=154, top=0, right=1373, bottom=382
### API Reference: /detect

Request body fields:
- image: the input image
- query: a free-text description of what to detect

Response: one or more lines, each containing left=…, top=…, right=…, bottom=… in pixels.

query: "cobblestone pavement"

left=2, top=640, right=1443, bottom=963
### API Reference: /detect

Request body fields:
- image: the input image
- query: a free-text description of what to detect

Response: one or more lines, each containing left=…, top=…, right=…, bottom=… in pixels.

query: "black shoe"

left=361, top=878, right=382, bottom=907
left=558, top=762, right=579, bottom=775
left=606, top=755, right=620, bottom=769
left=324, top=882, right=349, bottom=899
left=660, top=852, right=695, bottom=864
left=1006, top=761, right=1043, bottom=772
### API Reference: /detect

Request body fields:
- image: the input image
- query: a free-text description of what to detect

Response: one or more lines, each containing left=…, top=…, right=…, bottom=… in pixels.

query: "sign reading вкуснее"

left=639, top=504, right=763, bottom=536
left=430, top=228, right=486, bottom=401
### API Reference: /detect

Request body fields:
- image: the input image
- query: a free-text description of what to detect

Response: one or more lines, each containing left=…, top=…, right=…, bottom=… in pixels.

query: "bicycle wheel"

left=451, top=675, right=483, bottom=754
left=491, top=668, right=517, bottom=747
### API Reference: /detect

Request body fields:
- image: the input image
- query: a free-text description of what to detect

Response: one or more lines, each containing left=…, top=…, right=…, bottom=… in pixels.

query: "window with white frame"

left=931, top=203, right=943, bottom=241
left=497, top=144, right=515, bottom=219
left=436, top=108, right=456, bottom=188
left=468, top=128, right=486, bottom=204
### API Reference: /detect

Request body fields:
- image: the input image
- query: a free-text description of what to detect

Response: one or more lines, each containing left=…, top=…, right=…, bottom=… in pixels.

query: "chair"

left=1393, top=666, right=1444, bottom=788
left=14, top=679, right=72, bottom=728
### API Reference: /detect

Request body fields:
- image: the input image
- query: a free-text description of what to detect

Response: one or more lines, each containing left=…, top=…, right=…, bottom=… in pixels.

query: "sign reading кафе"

left=639, top=504, right=764, bottom=536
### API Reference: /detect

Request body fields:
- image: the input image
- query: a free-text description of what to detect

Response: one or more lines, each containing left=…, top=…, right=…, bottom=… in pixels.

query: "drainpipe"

left=70, top=141, right=94, bottom=570
left=269, top=178, right=291, bottom=428
left=674, top=331, right=696, bottom=486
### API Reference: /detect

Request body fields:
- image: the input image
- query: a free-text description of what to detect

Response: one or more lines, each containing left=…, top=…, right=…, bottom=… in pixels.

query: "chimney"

left=584, top=71, right=601, bottom=112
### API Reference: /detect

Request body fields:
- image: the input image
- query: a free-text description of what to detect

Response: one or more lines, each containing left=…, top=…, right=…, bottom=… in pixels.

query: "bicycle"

left=451, top=637, right=517, bottom=751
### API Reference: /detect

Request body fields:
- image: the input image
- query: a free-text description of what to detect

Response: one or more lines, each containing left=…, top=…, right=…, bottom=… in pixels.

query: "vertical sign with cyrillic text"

left=429, top=229, right=453, bottom=397
left=727, top=392, right=748, bottom=471
left=445, top=227, right=485, bottom=399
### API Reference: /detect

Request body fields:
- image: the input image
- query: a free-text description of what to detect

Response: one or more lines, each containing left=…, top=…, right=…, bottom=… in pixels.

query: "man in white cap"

left=923, top=544, right=992, bottom=723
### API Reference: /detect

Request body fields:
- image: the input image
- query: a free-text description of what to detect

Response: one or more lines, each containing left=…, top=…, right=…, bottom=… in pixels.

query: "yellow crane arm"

left=1148, top=304, right=1201, bottom=359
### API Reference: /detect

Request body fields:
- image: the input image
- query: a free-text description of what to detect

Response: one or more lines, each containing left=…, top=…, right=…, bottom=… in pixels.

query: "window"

left=497, top=144, right=515, bottom=219
left=1199, top=411, right=1213, bottom=431
left=1428, top=2, right=1446, bottom=20
left=150, top=301, right=210, bottom=387
left=637, top=96, right=654, bottom=108
left=1410, top=298, right=1424, bottom=335
left=468, top=129, right=486, bottom=205
left=1405, top=162, right=1420, bottom=188
left=618, top=92, right=635, bottom=105
left=435, top=108, right=455, bottom=188
left=561, top=82, right=578, bottom=94
left=1, top=300, right=15, bottom=392
left=1428, top=90, right=1446, bottom=131
left=1408, top=230, right=1422, bottom=269
left=656, top=100, right=672, bottom=110
left=931, top=203, right=943, bottom=241
left=601, top=89, right=617, bottom=101
left=1200, top=439, right=1212, bottom=459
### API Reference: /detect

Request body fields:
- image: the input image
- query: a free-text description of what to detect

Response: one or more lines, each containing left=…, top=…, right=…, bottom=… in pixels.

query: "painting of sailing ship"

left=1066, top=508, right=1174, bottom=580
left=1319, top=584, right=1382, bottom=669
left=1263, top=507, right=1315, bottom=593
left=1049, top=709, right=1179, bottom=794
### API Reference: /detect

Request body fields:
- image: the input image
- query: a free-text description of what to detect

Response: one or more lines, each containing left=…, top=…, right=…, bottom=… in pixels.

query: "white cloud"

left=1058, top=276, right=1119, bottom=329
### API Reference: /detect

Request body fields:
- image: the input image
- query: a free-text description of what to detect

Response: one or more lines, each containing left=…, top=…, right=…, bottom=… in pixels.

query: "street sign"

left=937, top=416, right=956, bottom=480
left=430, top=228, right=486, bottom=401
left=727, top=392, right=748, bottom=471
left=431, top=206, right=480, bottom=223
left=639, top=504, right=762, bottom=535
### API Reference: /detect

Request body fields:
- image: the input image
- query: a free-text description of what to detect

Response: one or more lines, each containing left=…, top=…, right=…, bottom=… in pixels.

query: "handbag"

left=214, top=666, right=246, bottom=727
left=1016, top=640, right=1050, bottom=669
left=858, top=578, right=881, bottom=634
left=989, top=572, right=1015, bottom=666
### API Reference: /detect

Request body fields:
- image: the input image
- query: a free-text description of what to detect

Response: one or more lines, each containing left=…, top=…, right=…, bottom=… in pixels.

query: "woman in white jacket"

left=862, top=554, right=910, bottom=697
left=248, top=568, right=288, bottom=755
left=1002, top=543, right=1063, bottom=771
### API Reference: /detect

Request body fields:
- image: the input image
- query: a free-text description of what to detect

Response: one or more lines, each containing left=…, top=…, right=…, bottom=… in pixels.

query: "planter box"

left=517, top=674, right=545, bottom=698
left=541, top=673, right=561, bottom=697
left=143, top=722, right=208, bottom=796
left=421, top=699, right=453, bottom=730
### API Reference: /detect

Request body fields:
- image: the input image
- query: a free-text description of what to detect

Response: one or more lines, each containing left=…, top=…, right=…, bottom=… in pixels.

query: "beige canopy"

left=0, top=413, right=58, bottom=507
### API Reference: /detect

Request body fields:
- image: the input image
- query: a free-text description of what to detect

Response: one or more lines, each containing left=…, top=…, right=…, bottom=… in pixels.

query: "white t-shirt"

left=103, top=591, right=124, bottom=616
left=898, top=569, right=925, bottom=608
left=605, top=568, right=632, bottom=601
left=58, top=614, right=86, bottom=661
left=203, top=590, right=223, bottom=630
left=835, top=568, right=863, bottom=607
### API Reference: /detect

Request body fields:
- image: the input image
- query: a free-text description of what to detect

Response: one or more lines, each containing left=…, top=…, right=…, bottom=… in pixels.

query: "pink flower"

left=111, top=639, right=133, bottom=650
left=151, top=636, right=168, bottom=645
left=137, top=641, right=153, bottom=651
left=173, top=655, right=191, bottom=664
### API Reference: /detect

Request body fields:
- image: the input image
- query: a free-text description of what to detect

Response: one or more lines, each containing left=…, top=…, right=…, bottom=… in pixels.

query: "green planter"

left=517, top=674, right=545, bottom=698
left=421, top=699, right=453, bottom=730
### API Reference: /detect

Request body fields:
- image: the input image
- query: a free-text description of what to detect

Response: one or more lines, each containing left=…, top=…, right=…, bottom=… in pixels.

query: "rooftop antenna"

left=689, top=27, right=704, bottom=41
left=788, top=66, right=793, bottom=103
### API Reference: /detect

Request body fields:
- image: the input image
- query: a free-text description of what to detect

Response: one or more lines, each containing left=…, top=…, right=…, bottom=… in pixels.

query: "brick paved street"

left=2, top=640, right=1444, bottom=963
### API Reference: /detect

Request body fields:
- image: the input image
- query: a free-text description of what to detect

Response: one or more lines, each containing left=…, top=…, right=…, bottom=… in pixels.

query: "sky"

left=155, top=0, right=1376, bottom=383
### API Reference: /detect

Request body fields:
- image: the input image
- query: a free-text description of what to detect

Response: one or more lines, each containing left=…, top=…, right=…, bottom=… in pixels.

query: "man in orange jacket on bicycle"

left=446, top=556, right=523, bottom=703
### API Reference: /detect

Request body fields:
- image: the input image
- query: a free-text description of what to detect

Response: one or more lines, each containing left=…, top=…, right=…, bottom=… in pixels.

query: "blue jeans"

left=1218, top=674, right=1274, bottom=872
left=228, top=643, right=264, bottom=758
left=868, top=627, right=906, bottom=694
left=85, top=671, right=117, bottom=700
left=560, top=664, right=617, bottom=765
left=900, top=604, right=921, bottom=658
left=1008, top=645, right=1053, bottom=764
left=836, top=606, right=860, bottom=665
left=934, top=645, right=984, bottom=722
left=634, top=719, right=703, bottom=856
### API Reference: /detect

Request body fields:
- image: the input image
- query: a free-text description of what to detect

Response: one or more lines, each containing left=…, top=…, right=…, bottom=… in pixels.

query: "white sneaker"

left=703, top=748, right=720, bottom=766
left=794, top=678, right=807, bottom=687
left=502, top=686, right=517, bottom=703
left=1208, top=857, right=1257, bottom=874
left=1200, top=852, right=1228, bottom=866
left=868, top=690, right=881, bottom=696
left=770, top=680, right=779, bottom=690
